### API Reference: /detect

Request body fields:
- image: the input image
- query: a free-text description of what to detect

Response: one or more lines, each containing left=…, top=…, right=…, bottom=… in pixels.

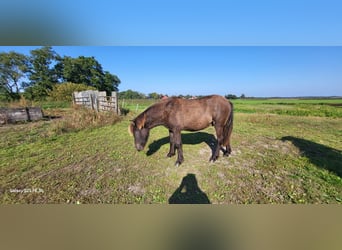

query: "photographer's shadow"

left=169, top=173, right=211, bottom=204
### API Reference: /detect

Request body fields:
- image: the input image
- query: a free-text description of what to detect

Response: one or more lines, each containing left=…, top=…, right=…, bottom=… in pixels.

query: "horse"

left=128, top=95, right=234, bottom=166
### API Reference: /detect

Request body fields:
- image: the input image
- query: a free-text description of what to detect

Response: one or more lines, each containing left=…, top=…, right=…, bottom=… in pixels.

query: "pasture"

left=0, top=98, right=341, bottom=204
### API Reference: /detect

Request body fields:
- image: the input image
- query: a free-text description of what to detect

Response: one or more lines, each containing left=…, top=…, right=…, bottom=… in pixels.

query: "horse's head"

left=128, top=113, right=150, bottom=151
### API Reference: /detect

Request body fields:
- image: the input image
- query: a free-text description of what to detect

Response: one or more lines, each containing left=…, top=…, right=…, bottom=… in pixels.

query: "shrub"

left=49, top=82, right=96, bottom=101
left=23, top=85, right=49, bottom=101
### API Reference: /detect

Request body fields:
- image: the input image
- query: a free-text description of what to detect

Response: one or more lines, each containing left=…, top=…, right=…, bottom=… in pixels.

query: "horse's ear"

left=128, top=122, right=134, bottom=136
left=136, top=113, right=146, bottom=130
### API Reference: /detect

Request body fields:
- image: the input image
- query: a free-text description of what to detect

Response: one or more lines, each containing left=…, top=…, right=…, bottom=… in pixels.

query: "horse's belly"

left=183, top=117, right=212, bottom=131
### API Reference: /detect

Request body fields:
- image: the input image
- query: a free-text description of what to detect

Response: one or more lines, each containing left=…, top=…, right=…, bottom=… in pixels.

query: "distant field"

left=120, top=98, right=342, bottom=117
left=232, top=98, right=342, bottom=117
left=0, top=98, right=341, bottom=204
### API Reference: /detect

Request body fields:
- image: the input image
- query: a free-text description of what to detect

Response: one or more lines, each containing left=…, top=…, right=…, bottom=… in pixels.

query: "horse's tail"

left=223, top=101, right=233, bottom=148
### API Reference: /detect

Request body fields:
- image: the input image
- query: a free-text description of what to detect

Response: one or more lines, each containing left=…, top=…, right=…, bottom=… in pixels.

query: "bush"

left=23, top=85, right=49, bottom=101
left=49, top=82, right=96, bottom=101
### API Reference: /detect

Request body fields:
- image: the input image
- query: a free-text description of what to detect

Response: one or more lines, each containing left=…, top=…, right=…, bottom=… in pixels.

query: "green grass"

left=0, top=98, right=341, bottom=204
left=232, top=98, right=342, bottom=118
left=119, top=98, right=155, bottom=113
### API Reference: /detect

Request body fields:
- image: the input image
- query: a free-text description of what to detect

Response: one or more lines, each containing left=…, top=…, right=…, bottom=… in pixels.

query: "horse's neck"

left=146, top=115, right=164, bottom=129
left=145, top=106, right=165, bottom=129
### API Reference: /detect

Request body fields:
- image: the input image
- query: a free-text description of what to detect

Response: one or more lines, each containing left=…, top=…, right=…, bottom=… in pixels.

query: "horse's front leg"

left=167, top=130, right=176, bottom=157
left=174, top=130, right=184, bottom=166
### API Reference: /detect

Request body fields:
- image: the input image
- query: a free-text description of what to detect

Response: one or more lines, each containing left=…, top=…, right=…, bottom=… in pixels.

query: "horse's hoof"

left=209, top=157, right=217, bottom=162
left=175, top=159, right=184, bottom=166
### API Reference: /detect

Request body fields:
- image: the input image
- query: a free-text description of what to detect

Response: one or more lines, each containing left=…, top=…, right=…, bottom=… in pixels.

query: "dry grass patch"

left=49, top=105, right=121, bottom=134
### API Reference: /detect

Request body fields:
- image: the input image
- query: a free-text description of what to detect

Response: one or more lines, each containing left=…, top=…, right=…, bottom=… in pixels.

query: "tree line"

left=119, top=89, right=246, bottom=100
left=0, top=46, right=120, bottom=101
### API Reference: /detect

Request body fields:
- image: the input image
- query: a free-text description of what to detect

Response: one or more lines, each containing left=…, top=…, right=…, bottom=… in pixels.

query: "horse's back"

left=164, top=95, right=231, bottom=131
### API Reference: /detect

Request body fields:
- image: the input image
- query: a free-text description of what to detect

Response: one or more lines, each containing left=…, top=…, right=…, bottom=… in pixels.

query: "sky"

left=0, top=0, right=341, bottom=45
left=1, top=46, right=341, bottom=97
left=1, top=0, right=341, bottom=97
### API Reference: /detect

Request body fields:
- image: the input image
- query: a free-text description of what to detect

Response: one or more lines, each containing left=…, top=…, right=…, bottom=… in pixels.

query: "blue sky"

left=1, top=1, right=341, bottom=97
left=1, top=46, right=341, bottom=97
left=0, top=0, right=341, bottom=45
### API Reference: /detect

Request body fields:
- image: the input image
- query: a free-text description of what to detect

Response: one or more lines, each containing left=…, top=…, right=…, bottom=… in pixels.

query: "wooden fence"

left=73, top=90, right=119, bottom=114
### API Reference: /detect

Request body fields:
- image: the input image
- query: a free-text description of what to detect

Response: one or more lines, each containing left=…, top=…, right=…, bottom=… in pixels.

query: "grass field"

left=0, top=98, right=341, bottom=204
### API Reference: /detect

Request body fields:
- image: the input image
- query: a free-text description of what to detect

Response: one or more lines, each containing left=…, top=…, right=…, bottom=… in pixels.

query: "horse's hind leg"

left=223, top=145, right=231, bottom=156
left=167, top=130, right=176, bottom=157
left=223, top=141, right=231, bottom=157
left=211, top=125, right=224, bottom=162
left=174, top=130, right=184, bottom=166
left=223, top=121, right=233, bottom=156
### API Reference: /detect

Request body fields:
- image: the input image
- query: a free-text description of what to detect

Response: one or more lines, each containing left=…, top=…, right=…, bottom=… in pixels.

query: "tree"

left=49, top=82, right=96, bottom=101
left=148, top=92, right=160, bottom=99
left=225, top=94, right=238, bottom=99
left=0, top=51, right=29, bottom=100
left=24, top=46, right=59, bottom=100
left=119, top=89, right=145, bottom=99
left=1, top=46, right=121, bottom=101
left=59, top=56, right=120, bottom=95
left=103, top=71, right=120, bottom=94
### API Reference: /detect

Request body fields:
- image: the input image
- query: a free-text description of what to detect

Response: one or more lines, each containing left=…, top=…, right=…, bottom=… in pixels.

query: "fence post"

left=98, top=91, right=106, bottom=111
left=112, top=91, right=118, bottom=114
left=88, top=91, right=99, bottom=111
left=93, top=92, right=98, bottom=111
left=89, top=92, right=93, bottom=110
left=72, top=92, right=76, bottom=105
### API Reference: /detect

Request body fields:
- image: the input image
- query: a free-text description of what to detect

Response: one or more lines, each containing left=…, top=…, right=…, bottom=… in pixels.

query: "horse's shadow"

left=281, top=136, right=342, bottom=178
left=147, top=132, right=217, bottom=156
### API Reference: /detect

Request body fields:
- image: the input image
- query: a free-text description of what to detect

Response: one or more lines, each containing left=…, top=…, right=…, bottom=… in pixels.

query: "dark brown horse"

left=129, top=95, right=233, bottom=166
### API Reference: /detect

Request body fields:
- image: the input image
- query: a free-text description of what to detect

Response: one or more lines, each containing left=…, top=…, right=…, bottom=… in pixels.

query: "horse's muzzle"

left=136, top=144, right=144, bottom=151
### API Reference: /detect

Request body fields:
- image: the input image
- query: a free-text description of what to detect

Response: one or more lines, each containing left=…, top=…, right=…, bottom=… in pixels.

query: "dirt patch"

left=128, top=184, right=145, bottom=195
